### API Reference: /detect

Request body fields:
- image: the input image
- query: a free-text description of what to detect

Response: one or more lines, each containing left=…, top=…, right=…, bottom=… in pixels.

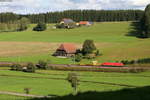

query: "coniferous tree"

left=141, top=4, right=150, bottom=38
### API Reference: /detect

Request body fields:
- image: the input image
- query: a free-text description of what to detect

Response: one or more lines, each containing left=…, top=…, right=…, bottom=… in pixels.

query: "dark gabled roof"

left=62, top=18, right=74, bottom=24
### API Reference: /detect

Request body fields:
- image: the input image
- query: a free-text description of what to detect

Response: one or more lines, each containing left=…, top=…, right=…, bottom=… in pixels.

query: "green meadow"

left=0, top=69, right=150, bottom=99
left=0, top=22, right=149, bottom=64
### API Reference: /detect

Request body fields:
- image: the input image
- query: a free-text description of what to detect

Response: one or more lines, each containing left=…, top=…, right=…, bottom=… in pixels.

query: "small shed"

left=53, top=43, right=77, bottom=57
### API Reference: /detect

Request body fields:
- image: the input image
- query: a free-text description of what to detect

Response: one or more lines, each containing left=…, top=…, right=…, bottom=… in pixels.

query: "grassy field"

left=0, top=69, right=150, bottom=99
left=0, top=22, right=149, bottom=64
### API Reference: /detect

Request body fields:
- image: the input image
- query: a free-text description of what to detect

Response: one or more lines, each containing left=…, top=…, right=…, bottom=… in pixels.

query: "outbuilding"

left=79, top=21, right=93, bottom=26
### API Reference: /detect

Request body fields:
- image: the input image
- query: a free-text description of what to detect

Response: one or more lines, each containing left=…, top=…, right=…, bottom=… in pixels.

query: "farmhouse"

left=79, top=21, right=93, bottom=26
left=59, top=18, right=76, bottom=29
left=53, top=43, right=77, bottom=57
left=60, top=18, right=74, bottom=24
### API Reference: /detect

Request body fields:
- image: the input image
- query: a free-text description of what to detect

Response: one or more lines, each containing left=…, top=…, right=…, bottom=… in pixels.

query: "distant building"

left=60, top=18, right=74, bottom=24
left=59, top=18, right=76, bottom=29
left=79, top=21, right=93, bottom=26
left=53, top=43, right=77, bottom=57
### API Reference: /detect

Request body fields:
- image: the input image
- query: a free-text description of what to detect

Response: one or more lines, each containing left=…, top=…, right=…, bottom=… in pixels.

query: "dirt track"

left=0, top=91, right=51, bottom=98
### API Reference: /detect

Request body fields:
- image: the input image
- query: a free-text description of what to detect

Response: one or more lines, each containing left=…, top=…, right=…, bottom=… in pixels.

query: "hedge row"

left=120, top=58, right=150, bottom=65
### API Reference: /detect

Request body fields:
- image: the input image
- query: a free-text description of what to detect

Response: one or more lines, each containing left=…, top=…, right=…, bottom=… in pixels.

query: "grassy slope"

left=0, top=22, right=139, bottom=43
left=0, top=70, right=150, bottom=98
left=0, top=94, right=28, bottom=100
left=0, top=22, right=149, bottom=63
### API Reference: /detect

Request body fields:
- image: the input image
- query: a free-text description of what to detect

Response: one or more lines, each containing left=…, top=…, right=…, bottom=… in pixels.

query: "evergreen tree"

left=141, top=4, right=150, bottom=38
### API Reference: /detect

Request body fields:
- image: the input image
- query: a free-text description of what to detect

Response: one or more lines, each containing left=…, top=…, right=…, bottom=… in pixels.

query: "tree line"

left=0, top=10, right=144, bottom=24
left=0, top=13, right=30, bottom=32
left=25, top=10, right=144, bottom=23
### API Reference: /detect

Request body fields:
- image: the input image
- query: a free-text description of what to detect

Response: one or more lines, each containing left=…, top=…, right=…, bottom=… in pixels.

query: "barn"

left=53, top=43, right=77, bottom=57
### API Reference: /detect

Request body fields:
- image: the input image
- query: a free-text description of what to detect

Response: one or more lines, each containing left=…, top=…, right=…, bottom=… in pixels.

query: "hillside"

left=0, top=22, right=149, bottom=64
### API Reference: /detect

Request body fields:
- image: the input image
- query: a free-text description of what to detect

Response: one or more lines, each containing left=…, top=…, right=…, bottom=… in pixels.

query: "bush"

left=24, top=88, right=31, bottom=94
left=11, top=63, right=22, bottom=71
left=37, top=60, right=48, bottom=69
left=95, top=50, right=101, bottom=56
left=33, top=22, right=47, bottom=31
left=25, top=62, right=36, bottom=73
left=121, top=60, right=130, bottom=64
left=75, top=54, right=83, bottom=62
left=137, top=58, right=150, bottom=64
left=84, top=54, right=96, bottom=59
left=128, top=68, right=146, bottom=73
left=121, top=58, right=150, bottom=65
left=55, top=23, right=66, bottom=29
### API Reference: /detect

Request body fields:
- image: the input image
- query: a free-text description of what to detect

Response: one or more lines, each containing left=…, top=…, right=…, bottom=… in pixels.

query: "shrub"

left=37, top=60, right=48, bottom=69
left=95, top=50, right=101, bottom=56
left=137, top=58, right=150, bottom=64
left=33, top=22, right=47, bottom=31
left=55, top=23, right=65, bottom=29
left=11, top=63, right=22, bottom=71
left=121, top=58, right=150, bottom=65
left=25, top=62, right=36, bottom=73
left=76, top=49, right=82, bottom=54
left=128, top=68, right=146, bottom=73
left=24, top=88, right=31, bottom=94
left=121, top=60, right=130, bottom=64
left=84, top=54, right=96, bottom=59
left=75, top=54, right=83, bottom=62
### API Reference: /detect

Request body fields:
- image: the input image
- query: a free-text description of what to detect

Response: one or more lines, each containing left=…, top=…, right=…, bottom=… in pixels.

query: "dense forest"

left=0, top=10, right=144, bottom=23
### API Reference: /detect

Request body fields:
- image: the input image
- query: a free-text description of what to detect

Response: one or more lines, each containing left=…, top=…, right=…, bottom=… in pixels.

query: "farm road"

left=0, top=91, right=52, bottom=98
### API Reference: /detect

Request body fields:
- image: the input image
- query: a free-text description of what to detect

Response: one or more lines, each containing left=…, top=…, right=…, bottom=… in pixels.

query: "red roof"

left=57, top=43, right=77, bottom=54
left=79, top=21, right=89, bottom=25
left=101, top=62, right=124, bottom=66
